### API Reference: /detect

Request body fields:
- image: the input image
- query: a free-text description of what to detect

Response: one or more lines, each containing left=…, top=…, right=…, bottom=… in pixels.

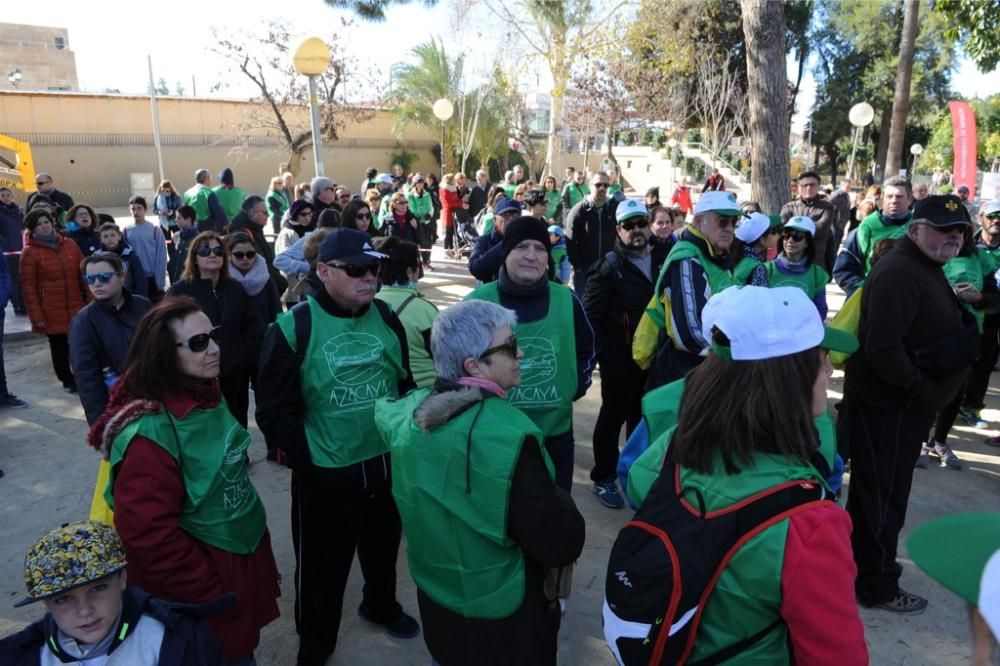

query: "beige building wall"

left=0, top=91, right=438, bottom=207
left=0, top=24, right=78, bottom=91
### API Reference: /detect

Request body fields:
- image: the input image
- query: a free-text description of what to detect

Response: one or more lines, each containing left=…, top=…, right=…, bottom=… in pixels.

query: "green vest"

left=545, top=190, right=562, bottom=220
left=183, top=184, right=213, bottom=222
left=407, top=191, right=433, bottom=221
left=647, top=239, right=736, bottom=331
left=764, top=261, right=830, bottom=300
left=276, top=298, right=407, bottom=467
left=375, top=389, right=554, bottom=618
left=856, top=211, right=911, bottom=273
left=375, top=286, right=439, bottom=388
left=482, top=211, right=496, bottom=236
left=550, top=244, right=567, bottom=270
left=466, top=281, right=578, bottom=438
left=564, top=182, right=589, bottom=210
left=943, top=248, right=996, bottom=332
left=501, top=183, right=517, bottom=197
left=106, top=405, right=267, bottom=554
left=266, top=190, right=289, bottom=219
left=608, top=183, right=623, bottom=196
left=212, top=185, right=245, bottom=221
left=732, top=256, right=760, bottom=285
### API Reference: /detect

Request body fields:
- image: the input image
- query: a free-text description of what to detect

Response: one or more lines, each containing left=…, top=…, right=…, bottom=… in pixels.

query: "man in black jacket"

left=69, top=253, right=152, bottom=424
left=845, top=195, right=977, bottom=615
left=27, top=172, right=74, bottom=222
left=564, top=170, right=616, bottom=299
left=583, top=199, right=667, bottom=509
left=780, top=170, right=837, bottom=273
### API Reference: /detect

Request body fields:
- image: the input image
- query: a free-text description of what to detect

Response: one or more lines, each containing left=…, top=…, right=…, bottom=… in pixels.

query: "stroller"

left=452, top=209, right=479, bottom=257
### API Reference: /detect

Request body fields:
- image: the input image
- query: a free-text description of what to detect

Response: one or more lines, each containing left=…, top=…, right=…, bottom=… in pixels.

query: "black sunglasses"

left=176, top=326, right=221, bottom=352
left=480, top=333, right=518, bottom=359
left=716, top=216, right=738, bottom=229
left=84, top=271, right=117, bottom=285
left=232, top=250, right=257, bottom=260
left=328, top=262, right=381, bottom=278
left=932, top=223, right=968, bottom=235
left=783, top=231, right=806, bottom=242
left=196, top=246, right=225, bottom=257
left=593, top=183, right=610, bottom=189
left=356, top=212, right=373, bottom=221
left=985, top=212, right=1000, bottom=221
left=621, top=219, right=649, bottom=231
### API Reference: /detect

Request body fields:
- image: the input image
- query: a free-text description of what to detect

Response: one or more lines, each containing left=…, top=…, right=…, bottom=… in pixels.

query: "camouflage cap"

left=15, top=520, right=127, bottom=607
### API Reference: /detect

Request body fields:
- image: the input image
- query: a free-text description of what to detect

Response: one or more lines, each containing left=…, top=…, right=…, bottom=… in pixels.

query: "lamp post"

left=292, top=37, right=331, bottom=178
left=668, top=137, right=679, bottom=186
left=847, top=102, right=875, bottom=184
left=8, top=68, right=23, bottom=89
left=432, top=98, right=454, bottom=177
left=909, top=143, right=923, bottom=176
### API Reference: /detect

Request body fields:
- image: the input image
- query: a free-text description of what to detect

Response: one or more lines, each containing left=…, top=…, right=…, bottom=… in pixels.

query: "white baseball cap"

left=735, top=212, right=771, bottom=244
left=694, top=191, right=742, bottom=216
left=701, top=286, right=857, bottom=361
left=616, top=199, right=648, bottom=224
left=980, top=200, right=1000, bottom=217
left=784, top=215, right=816, bottom=236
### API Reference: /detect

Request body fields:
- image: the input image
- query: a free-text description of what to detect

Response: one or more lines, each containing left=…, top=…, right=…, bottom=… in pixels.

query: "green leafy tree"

left=935, top=0, right=1000, bottom=72
left=323, top=0, right=437, bottom=21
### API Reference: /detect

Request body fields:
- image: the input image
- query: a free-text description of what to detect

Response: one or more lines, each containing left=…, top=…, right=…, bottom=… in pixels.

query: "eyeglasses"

left=480, top=333, right=518, bottom=359
left=35, top=180, right=50, bottom=186
left=232, top=250, right=257, bottom=260
left=621, top=219, right=649, bottom=231
left=593, top=183, right=610, bottom=189
left=196, top=246, right=225, bottom=257
left=327, top=261, right=381, bottom=278
left=338, top=193, right=351, bottom=200
left=986, top=212, right=1000, bottom=221
left=84, top=272, right=117, bottom=285
left=176, top=326, right=221, bottom=352
left=931, top=223, right=968, bottom=235
left=716, top=216, right=738, bottom=229
left=356, top=212, right=373, bottom=221
left=799, top=181, right=820, bottom=188
left=782, top=231, right=806, bottom=242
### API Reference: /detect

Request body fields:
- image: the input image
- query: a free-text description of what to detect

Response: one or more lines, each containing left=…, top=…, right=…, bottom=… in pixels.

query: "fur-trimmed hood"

left=413, top=384, right=485, bottom=431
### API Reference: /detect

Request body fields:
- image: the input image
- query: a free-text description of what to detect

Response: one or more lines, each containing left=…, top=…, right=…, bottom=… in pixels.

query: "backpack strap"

left=394, top=293, right=418, bottom=316
left=604, top=250, right=624, bottom=280
left=291, top=300, right=311, bottom=362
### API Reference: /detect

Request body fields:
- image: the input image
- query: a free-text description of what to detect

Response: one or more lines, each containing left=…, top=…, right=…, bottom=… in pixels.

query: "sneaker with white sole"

left=959, top=407, right=988, bottom=429
left=914, top=443, right=931, bottom=469
left=932, top=442, right=962, bottom=470
left=872, top=589, right=928, bottom=615
left=592, top=480, right=624, bottom=509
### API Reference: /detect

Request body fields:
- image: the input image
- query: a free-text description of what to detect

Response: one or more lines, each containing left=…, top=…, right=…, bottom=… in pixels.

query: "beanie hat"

left=502, top=216, right=551, bottom=260
left=219, top=168, right=235, bottom=186
left=289, top=199, right=314, bottom=223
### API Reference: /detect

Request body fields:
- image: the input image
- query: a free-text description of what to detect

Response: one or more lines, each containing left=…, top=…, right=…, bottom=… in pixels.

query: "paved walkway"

left=1, top=247, right=998, bottom=664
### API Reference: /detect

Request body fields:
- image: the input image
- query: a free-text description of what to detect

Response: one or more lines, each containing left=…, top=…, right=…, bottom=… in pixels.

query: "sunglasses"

left=196, top=246, right=225, bottom=257
left=356, top=212, right=373, bottom=221
left=621, top=219, right=649, bottom=231
left=783, top=231, right=806, bottom=242
left=84, top=271, right=118, bottom=285
left=932, top=223, right=968, bottom=235
left=480, top=333, right=518, bottom=359
left=327, top=261, right=381, bottom=278
left=232, top=250, right=257, bottom=260
left=593, top=183, right=610, bottom=189
left=716, top=216, right=738, bottom=229
left=985, top=213, right=1000, bottom=221
left=175, top=326, right=221, bottom=353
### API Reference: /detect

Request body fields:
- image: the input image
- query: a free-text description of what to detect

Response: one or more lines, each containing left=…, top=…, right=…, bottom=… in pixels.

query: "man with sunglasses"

left=780, top=170, right=837, bottom=274
left=583, top=199, right=668, bottom=508
left=564, top=170, right=617, bottom=298
left=68, top=253, right=152, bottom=424
left=257, top=227, right=419, bottom=665
left=26, top=172, right=75, bottom=226
left=633, top=191, right=738, bottom=390
left=845, top=194, right=978, bottom=615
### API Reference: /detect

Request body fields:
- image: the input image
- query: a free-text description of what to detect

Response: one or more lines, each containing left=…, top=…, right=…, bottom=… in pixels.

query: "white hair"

left=431, top=301, right=517, bottom=382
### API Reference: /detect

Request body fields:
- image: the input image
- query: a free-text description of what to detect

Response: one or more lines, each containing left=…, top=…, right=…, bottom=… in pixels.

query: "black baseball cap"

left=912, top=194, right=972, bottom=227
left=318, top=228, right=387, bottom=264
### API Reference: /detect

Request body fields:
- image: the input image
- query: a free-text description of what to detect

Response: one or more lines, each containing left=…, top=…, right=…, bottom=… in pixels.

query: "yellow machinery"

left=0, top=133, right=36, bottom=195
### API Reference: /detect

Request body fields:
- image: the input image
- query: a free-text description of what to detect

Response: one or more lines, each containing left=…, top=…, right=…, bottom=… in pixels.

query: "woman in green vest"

left=765, top=215, right=830, bottom=319
left=732, top=212, right=779, bottom=286
left=88, top=297, right=280, bottom=663
left=406, top=173, right=435, bottom=270
left=543, top=175, right=562, bottom=222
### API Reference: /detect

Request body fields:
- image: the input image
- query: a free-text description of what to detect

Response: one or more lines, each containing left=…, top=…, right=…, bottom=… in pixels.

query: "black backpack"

left=603, top=455, right=832, bottom=665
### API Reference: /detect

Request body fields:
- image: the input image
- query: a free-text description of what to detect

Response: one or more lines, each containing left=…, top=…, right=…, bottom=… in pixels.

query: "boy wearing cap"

left=469, top=196, right=523, bottom=283
left=548, top=225, right=571, bottom=284
left=0, top=520, right=225, bottom=665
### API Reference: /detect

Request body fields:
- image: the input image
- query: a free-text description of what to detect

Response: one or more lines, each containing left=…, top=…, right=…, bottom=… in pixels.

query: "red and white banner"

left=949, top=101, right=977, bottom=199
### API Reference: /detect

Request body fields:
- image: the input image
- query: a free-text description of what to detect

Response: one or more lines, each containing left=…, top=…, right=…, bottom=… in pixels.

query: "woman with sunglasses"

left=20, top=208, right=89, bottom=393
left=381, top=192, right=420, bottom=245
left=524, top=188, right=550, bottom=223
left=88, top=297, right=280, bottom=665
left=342, top=196, right=378, bottom=239
left=765, top=216, right=830, bottom=319
left=732, top=212, right=780, bottom=287
left=167, top=232, right=259, bottom=427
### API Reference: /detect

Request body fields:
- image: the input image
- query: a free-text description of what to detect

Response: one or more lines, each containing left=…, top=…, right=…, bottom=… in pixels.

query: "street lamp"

left=8, top=68, right=23, bottom=89
left=847, top=102, right=875, bottom=184
left=910, top=143, right=923, bottom=176
left=668, top=138, right=679, bottom=186
left=432, top=98, right=454, bottom=176
left=292, top=37, right=331, bottom=178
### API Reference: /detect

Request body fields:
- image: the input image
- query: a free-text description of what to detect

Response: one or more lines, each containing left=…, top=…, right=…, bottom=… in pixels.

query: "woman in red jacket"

left=20, top=208, right=89, bottom=392
left=88, top=297, right=281, bottom=665
left=439, top=173, right=463, bottom=258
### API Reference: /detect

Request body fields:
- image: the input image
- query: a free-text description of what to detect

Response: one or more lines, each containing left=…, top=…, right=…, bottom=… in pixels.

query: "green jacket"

left=375, top=285, right=439, bottom=388
left=183, top=184, right=213, bottom=222
left=212, top=186, right=246, bottom=221
left=407, top=190, right=434, bottom=222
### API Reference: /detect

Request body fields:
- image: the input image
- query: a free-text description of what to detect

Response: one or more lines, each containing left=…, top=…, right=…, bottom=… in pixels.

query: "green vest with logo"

left=466, top=281, right=577, bottom=438
left=183, top=184, right=213, bottom=222
left=856, top=211, right=911, bottom=273
left=732, top=256, right=761, bottom=285
left=276, top=298, right=407, bottom=467
left=942, top=248, right=996, bottom=333
left=764, top=261, right=830, bottom=300
left=375, top=389, right=554, bottom=618
left=106, top=405, right=267, bottom=554
left=212, top=185, right=245, bottom=221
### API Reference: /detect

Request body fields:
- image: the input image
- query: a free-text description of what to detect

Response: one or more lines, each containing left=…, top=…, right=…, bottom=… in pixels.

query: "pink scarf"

left=457, top=376, right=508, bottom=399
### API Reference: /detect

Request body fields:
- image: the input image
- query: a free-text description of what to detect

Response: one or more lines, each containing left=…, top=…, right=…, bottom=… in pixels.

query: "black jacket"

left=27, top=188, right=74, bottom=219
left=68, top=227, right=102, bottom=257
left=469, top=229, right=505, bottom=283
left=69, top=289, right=152, bottom=424
left=103, top=241, right=149, bottom=299
left=0, top=585, right=226, bottom=666
left=0, top=201, right=24, bottom=252
left=564, top=198, right=618, bottom=273
left=584, top=238, right=668, bottom=362
left=469, top=183, right=490, bottom=218
left=166, top=277, right=259, bottom=378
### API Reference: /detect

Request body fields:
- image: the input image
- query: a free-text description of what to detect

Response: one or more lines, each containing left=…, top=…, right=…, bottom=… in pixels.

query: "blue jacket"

left=0, top=585, right=227, bottom=666
left=68, top=226, right=102, bottom=257
left=0, top=201, right=24, bottom=252
left=103, top=241, right=149, bottom=298
left=468, top=229, right=504, bottom=282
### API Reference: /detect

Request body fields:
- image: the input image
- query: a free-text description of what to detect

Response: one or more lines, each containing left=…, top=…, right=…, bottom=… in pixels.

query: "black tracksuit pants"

left=291, top=453, right=404, bottom=665
left=963, top=318, right=1000, bottom=410
left=845, top=383, right=934, bottom=605
left=591, top=353, right=646, bottom=483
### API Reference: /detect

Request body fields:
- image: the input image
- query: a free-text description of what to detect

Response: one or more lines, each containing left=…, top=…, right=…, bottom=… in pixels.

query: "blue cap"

left=494, top=197, right=523, bottom=216
left=318, top=228, right=388, bottom=264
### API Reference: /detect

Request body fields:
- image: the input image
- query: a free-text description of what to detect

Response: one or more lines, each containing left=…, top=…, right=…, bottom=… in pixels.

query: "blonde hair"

left=268, top=176, right=283, bottom=192
left=442, top=173, right=455, bottom=186
left=303, top=229, right=332, bottom=270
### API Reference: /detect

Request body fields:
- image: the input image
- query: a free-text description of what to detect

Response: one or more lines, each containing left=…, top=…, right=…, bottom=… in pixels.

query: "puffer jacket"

left=20, top=234, right=89, bottom=334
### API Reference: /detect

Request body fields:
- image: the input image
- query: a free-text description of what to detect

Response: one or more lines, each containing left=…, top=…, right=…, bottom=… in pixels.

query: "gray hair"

left=311, top=176, right=333, bottom=200
left=431, top=300, right=517, bottom=382
left=241, top=195, right=265, bottom=213
left=194, top=169, right=210, bottom=184
left=883, top=176, right=912, bottom=196
left=475, top=169, right=487, bottom=179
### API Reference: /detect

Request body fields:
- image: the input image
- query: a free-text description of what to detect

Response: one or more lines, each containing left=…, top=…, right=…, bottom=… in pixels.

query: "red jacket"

left=112, top=392, right=281, bottom=661
left=20, top=234, right=89, bottom=334
left=671, top=187, right=693, bottom=214
left=439, top=186, right=462, bottom=229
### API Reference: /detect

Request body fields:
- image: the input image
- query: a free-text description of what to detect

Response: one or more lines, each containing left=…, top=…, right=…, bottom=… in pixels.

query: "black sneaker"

left=63, top=382, right=78, bottom=394
left=0, top=393, right=28, bottom=408
left=357, top=605, right=420, bottom=639
left=873, top=589, right=928, bottom=615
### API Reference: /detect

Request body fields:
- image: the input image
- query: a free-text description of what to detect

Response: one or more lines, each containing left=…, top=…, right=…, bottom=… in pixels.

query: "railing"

left=682, top=142, right=745, bottom=178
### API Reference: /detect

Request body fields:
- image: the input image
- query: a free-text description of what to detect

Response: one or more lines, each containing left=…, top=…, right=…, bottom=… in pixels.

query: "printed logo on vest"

left=221, top=423, right=253, bottom=512
left=508, top=336, right=559, bottom=406
left=323, top=332, right=389, bottom=410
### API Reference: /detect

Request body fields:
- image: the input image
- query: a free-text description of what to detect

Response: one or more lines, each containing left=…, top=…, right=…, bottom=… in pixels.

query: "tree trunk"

left=874, top=109, right=892, bottom=182
left=544, top=38, right=568, bottom=179
left=885, top=0, right=920, bottom=178
left=741, top=0, right=790, bottom=215
left=285, top=150, right=305, bottom=179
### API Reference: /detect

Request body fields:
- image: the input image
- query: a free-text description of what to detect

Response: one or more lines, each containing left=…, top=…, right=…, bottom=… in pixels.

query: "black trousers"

left=932, top=384, right=965, bottom=445
left=963, top=320, right=1000, bottom=410
left=291, top=455, right=403, bottom=665
left=845, top=383, right=934, bottom=605
left=47, top=333, right=74, bottom=387
left=7, top=254, right=25, bottom=313
left=220, top=372, right=249, bottom=429
left=544, top=430, right=575, bottom=493
left=591, top=354, right=646, bottom=483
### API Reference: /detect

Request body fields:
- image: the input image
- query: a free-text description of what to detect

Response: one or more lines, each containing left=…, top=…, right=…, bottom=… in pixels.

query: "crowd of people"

left=0, top=159, right=998, bottom=666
